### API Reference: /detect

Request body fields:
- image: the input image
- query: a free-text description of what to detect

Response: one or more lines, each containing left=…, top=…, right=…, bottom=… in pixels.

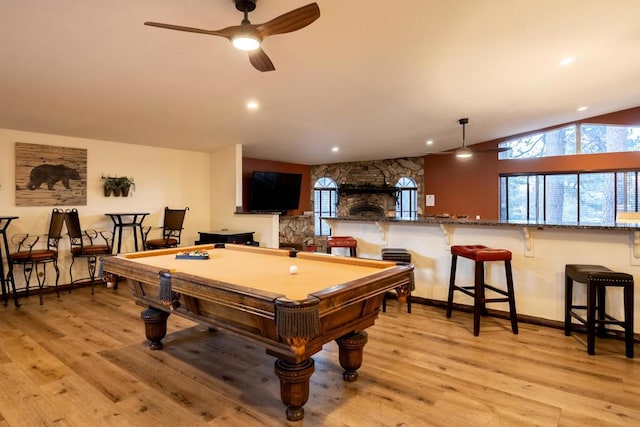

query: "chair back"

left=47, top=208, right=66, bottom=250
left=162, top=207, right=189, bottom=242
left=64, top=208, right=82, bottom=240
left=64, top=208, right=84, bottom=249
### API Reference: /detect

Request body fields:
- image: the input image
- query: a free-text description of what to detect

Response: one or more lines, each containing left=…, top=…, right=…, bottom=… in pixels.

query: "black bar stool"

left=565, top=264, right=634, bottom=358
left=446, top=245, right=518, bottom=336
left=381, top=248, right=414, bottom=313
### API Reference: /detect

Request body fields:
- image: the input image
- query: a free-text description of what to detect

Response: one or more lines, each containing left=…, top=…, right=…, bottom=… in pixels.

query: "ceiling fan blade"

left=257, top=3, right=320, bottom=38
left=474, top=146, right=512, bottom=153
left=249, top=48, right=275, bottom=72
left=144, top=22, right=240, bottom=40
left=425, top=147, right=511, bottom=156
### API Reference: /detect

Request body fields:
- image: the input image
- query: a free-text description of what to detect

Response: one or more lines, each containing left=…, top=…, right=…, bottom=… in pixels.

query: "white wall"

left=0, top=128, right=211, bottom=286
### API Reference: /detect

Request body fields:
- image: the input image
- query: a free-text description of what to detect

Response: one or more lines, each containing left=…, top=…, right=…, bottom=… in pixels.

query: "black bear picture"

left=27, top=164, right=81, bottom=190
left=15, top=142, right=87, bottom=206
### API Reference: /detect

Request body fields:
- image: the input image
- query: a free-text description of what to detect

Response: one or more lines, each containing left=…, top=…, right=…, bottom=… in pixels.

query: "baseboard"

left=385, top=294, right=640, bottom=342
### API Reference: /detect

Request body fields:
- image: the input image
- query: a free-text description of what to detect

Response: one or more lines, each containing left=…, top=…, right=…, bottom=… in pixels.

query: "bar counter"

left=325, top=216, right=640, bottom=333
left=328, top=215, right=640, bottom=230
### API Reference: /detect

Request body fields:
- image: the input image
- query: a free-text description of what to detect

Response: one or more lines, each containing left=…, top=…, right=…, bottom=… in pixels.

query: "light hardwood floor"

left=0, top=286, right=638, bottom=426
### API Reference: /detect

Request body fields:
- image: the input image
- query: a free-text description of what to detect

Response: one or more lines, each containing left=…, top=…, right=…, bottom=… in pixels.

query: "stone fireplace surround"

left=340, top=191, right=395, bottom=219
left=278, top=157, right=423, bottom=251
left=312, top=157, right=424, bottom=220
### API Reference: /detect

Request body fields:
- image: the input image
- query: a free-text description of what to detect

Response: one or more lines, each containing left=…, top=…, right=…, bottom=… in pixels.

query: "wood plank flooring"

left=0, top=286, right=638, bottom=426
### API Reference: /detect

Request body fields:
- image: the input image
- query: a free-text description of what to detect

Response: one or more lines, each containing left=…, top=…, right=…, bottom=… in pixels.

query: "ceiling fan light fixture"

left=232, top=35, right=261, bottom=51
left=144, top=2, right=319, bottom=71
left=455, top=147, right=473, bottom=159
left=454, top=117, right=473, bottom=159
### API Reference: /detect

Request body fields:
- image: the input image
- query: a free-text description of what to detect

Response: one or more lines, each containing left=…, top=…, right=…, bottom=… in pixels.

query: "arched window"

left=313, top=177, right=338, bottom=236
left=396, top=177, right=417, bottom=220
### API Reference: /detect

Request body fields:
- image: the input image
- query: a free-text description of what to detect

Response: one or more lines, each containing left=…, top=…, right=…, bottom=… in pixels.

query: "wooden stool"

left=446, top=245, right=518, bottom=336
left=565, top=264, right=634, bottom=358
left=381, top=248, right=414, bottom=313
left=326, top=236, right=357, bottom=257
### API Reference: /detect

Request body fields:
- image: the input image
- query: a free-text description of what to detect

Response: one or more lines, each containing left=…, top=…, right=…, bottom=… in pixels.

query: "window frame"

left=313, top=177, right=338, bottom=236
left=500, top=169, right=640, bottom=224
left=498, top=123, right=640, bottom=160
left=395, top=177, right=418, bottom=220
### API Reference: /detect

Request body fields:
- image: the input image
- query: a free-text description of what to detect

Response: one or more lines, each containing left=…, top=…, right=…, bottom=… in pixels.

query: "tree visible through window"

left=499, top=124, right=640, bottom=159
left=499, top=122, right=640, bottom=223
left=396, top=177, right=417, bottom=219
left=313, top=177, right=337, bottom=236
left=500, top=170, right=640, bottom=224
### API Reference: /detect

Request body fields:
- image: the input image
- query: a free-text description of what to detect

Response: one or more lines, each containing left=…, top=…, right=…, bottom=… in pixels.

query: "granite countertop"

left=324, top=216, right=640, bottom=231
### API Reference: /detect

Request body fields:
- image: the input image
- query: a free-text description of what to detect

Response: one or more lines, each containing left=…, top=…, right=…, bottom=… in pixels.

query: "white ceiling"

left=1, top=0, right=639, bottom=165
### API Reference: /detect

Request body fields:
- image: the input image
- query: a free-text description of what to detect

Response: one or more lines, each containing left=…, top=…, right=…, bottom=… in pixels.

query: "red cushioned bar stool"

left=326, top=236, right=357, bottom=257
left=446, top=245, right=518, bottom=336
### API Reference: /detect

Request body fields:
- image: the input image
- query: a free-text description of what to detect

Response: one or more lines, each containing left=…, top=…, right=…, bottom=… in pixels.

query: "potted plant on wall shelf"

left=102, top=175, right=135, bottom=197
left=119, top=176, right=135, bottom=197
left=102, top=175, right=116, bottom=196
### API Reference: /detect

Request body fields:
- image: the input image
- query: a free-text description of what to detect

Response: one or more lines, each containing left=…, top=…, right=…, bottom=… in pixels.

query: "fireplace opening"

left=349, top=204, right=385, bottom=218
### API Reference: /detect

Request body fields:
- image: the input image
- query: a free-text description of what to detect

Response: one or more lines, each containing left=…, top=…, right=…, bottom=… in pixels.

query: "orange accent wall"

left=242, top=158, right=311, bottom=215
left=424, top=106, right=640, bottom=219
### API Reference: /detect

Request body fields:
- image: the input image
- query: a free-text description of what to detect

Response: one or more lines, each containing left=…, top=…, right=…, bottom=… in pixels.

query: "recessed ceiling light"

left=425, top=139, right=434, bottom=146
left=577, top=106, right=588, bottom=112
left=332, top=147, right=339, bottom=153
left=246, top=101, right=259, bottom=110
left=560, top=56, right=576, bottom=66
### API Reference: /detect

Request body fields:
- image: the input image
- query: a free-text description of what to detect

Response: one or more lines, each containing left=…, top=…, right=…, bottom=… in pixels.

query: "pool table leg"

left=335, top=330, right=368, bottom=382
left=141, top=307, right=170, bottom=350
left=274, top=358, right=315, bottom=422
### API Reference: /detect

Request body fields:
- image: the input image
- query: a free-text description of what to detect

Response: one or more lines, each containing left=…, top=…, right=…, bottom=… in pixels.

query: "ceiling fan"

left=144, top=1, right=320, bottom=72
left=427, top=118, right=511, bottom=159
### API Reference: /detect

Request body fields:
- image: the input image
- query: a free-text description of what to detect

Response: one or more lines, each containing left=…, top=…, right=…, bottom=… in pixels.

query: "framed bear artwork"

left=15, top=142, right=87, bottom=206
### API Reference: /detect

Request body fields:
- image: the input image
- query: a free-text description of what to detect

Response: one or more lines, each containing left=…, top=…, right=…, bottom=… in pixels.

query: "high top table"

left=105, top=212, right=150, bottom=254
left=0, top=216, right=19, bottom=307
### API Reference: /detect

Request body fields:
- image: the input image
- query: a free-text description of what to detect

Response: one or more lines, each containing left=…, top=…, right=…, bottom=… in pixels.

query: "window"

left=500, top=170, right=640, bottom=224
left=395, top=177, right=417, bottom=220
left=499, top=125, right=576, bottom=159
left=498, top=124, right=640, bottom=160
left=581, top=124, right=640, bottom=154
left=313, top=177, right=337, bottom=236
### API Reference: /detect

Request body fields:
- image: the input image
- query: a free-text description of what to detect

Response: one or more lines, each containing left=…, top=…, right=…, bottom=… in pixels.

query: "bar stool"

left=446, top=245, right=518, bottom=336
left=381, top=248, right=414, bottom=313
left=565, top=264, right=634, bottom=358
left=326, top=236, right=357, bottom=257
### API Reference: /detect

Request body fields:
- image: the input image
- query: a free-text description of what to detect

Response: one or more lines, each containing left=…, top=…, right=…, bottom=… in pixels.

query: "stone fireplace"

left=338, top=190, right=396, bottom=219
left=334, top=163, right=401, bottom=218
left=349, top=203, right=385, bottom=218
left=311, top=156, right=424, bottom=220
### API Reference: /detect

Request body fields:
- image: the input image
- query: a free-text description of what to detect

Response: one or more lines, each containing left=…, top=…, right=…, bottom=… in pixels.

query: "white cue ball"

left=289, top=265, right=299, bottom=275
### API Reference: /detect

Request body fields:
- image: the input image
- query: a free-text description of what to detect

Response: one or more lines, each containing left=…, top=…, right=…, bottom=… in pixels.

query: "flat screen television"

left=248, top=171, right=302, bottom=213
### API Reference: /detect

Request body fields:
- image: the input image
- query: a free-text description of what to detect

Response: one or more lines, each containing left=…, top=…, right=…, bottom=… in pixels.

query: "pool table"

left=102, top=243, right=413, bottom=421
